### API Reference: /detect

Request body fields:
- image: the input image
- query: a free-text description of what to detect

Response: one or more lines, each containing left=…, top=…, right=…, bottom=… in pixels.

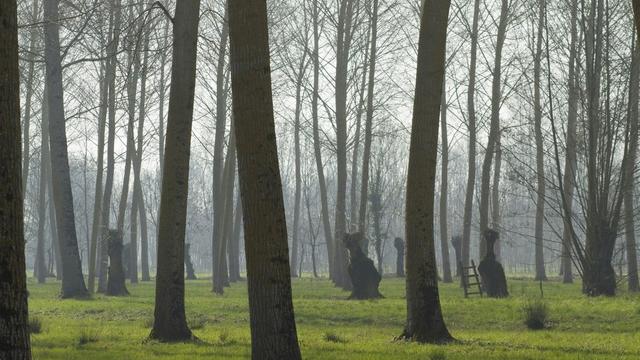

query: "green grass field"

left=28, top=276, right=640, bottom=359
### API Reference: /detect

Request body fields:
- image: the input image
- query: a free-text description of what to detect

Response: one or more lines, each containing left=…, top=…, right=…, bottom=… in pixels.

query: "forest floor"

left=28, top=276, right=640, bottom=359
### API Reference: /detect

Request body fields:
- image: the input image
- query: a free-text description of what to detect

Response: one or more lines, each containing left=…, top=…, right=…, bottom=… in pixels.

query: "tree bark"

left=0, top=1, right=32, bottom=355
left=401, top=0, right=453, bottom=343
left=35, top=87, right=49, bottom=284
left=439, top=78, right=452, bottom=283
left=44, top=0, right=88, bottom=298
left=229, top=0, right=302, bottom=357
left=149, top=0, right=201, bottom=342
left=291, top=52, right=307, bottom=277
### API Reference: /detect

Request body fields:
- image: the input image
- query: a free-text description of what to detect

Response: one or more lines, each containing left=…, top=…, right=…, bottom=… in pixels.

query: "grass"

left=28, top=276, right=640, bottom=359
left=522, top=298, right=549, bottom=330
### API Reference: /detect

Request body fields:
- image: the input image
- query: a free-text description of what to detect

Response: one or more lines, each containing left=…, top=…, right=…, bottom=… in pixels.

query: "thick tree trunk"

left=533, top=0, right=547, bottom=282
left=106, top=230, right=129, bottom=296
left=229, top=1, right=302, bottom=357
left=401, top=0, right=453, bottom=343
left=561, top=0, right=579, bottom=284
left=149, top=0, right=201, bottom=342
left=461, top=0, right=481, bottom=276
left=312, top=0, right=334, bottom=279
left=44, top=0, right=88, bottom=298
left=624, top=41, right=640, bottom=292
left=211, top=4, right=230, bottom=292
left=478, top=0, right=508, bottom=258
left=0, top=1, right=32, bottom=355
left=439, top=79, right=452, bottom=283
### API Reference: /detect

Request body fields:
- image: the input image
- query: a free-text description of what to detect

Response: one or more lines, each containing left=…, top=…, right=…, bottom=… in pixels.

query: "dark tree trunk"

left=394, top=237, right=405, bottom=277
left=229, top=0, right=302, bottom=357
left=0, top=1, right=32, bottom=356
left=401, top=0, right=453, bottom=343
left=149, top=0, right=201, bottom=342
left=439, top=78, right=452, bottom=283
left=106, top=230, right=129, bottom=296
left=344, top=233, right=383, bottom=299
left=478, top=230, right=508, bottom=298
left=44, top=0, right=88, bottom=298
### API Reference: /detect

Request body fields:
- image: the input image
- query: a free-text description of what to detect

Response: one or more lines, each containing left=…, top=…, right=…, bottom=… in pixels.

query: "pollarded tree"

left=228, top=0, right=302, bottom=358
left=0, top=0, right=32, bottom=356
left=400, top=0, right=453, bottom=343
left=149, top=0, right=202, bottom=342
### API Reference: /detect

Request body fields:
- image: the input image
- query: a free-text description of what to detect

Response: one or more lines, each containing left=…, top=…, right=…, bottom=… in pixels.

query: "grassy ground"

left=28, top=276, right=640, bottom=359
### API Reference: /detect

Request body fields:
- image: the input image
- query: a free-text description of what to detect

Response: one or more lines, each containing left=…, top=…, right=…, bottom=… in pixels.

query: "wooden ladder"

left=460, top=260, right=483, bottom=298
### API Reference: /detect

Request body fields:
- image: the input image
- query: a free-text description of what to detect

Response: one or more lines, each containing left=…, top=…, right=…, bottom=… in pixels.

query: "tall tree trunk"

left=401, top=0, right=453, bottom=343
left=533, top=0, right=547, bottom=281
left=478, top=0, right=508, bottom=258
left=214, top=124, right=236, bottom=293
left=44, top=0, right=89, bottom=298
left=634, top=0, right=640, bottom=39
left=137, top=17, right=151, bottom=282
left=491, top=133, right=502, bottom=259
left=291, top=57, right=307, bottom=277
left=228, top=193, right=242, bottom=282
left=22, top=0, right=40, bottom=194
left=439, top=78, right=452, bottom=283
left=149, top=0, right=201, bottom=342
left=98, top=0, right=123, bottom=293
left=561, top=0, right=579, bottom=284
left=312, top=0, right=334, bottom=279
left=461, top=0, right=481, bottom=275
left=229, top=1, right=302, bottom=357
left=334, top=0, right=357, bottom=290
left=358, top=0, right=379, bottom=255
left=35, top=88, right=50, bottom=284
left=211, top=4, right=230, bottom=292
left=624, top=40, right=640, bottom=292
left=46, top=127, right=62, bottom=280
left=0, top=1, right=32, bottom=355
left=88, top=63, right=108, bottom=293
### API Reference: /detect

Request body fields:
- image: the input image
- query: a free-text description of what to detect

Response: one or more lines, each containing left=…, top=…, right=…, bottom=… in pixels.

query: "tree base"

left=396, top=328, right=455, bottom=344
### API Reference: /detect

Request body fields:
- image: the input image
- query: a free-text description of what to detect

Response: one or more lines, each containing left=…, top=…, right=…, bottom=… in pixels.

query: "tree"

left=44, top=0, right=89, bottom=298
left=439, top=78, right=453, bottom=283
left=0, top=0, right=32, bottom=356
left=533, top=0, right=547, bottom=281
left=149, top=0, right=201, bottom=342
left=560, top=0, right=579, bottom=284
left=461, top=0, right=481, bottom=273
left=478, top=0, right=510, bottom=258
left=212, top=4, right=230, bottom=294
left=228, top=0, right=302, bottom=357
left=400, top=0, right=453, bottom=343
left=623, top=40, right=640, bottom=292
left=634, top=0, right=640, bottom=39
